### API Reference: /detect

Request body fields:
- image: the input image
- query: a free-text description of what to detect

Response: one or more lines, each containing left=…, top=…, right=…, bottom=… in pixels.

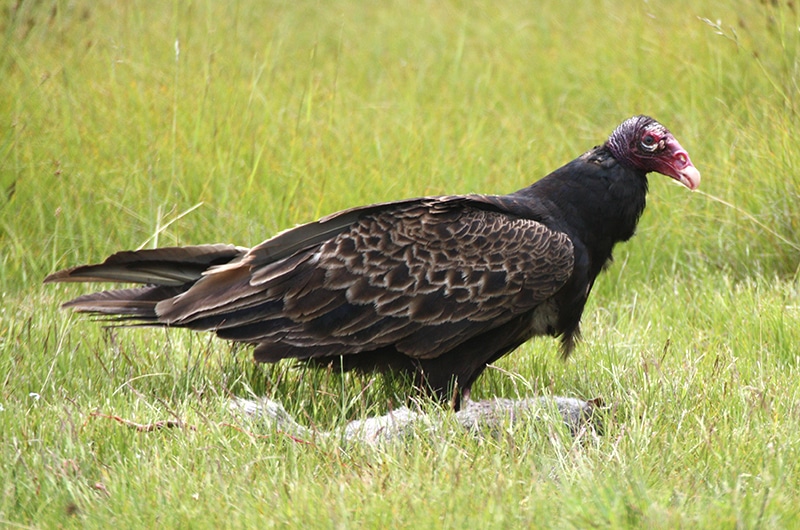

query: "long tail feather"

left=44, top=244, right=246, bottom=286
left=61, top=285, right=190, bottom=320
left=45, top=244, right=247, bottom=322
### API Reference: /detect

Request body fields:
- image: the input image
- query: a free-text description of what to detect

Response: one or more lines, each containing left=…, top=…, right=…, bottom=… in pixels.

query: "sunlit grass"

left=2, top=0, right=800, bottom=528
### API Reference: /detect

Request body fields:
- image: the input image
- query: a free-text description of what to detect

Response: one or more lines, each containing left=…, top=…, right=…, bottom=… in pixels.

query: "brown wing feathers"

left=172, top=202, right=573, bottom=360
left=45, top=198, right=575, bottom=365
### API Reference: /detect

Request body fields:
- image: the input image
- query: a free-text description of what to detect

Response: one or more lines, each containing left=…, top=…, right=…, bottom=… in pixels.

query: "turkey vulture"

left=45, top=115, right=700, bottom=407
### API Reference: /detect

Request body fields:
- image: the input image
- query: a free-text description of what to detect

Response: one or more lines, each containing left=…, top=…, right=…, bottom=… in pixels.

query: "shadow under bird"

left=46, top=115, right=700, bottom=408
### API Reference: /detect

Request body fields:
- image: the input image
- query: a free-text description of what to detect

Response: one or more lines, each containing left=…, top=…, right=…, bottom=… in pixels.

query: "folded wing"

left=46, top=196, right=575, bottom=363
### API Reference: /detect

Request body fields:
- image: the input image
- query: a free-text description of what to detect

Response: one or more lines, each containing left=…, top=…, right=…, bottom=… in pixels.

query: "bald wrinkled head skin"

left=45, top=116, right=699, bottom=409
left=606, top=115, right=701, bottom=190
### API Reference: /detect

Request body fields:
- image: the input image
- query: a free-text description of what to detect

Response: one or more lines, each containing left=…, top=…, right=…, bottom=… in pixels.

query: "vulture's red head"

left=606, top=115, right=701, bottom=190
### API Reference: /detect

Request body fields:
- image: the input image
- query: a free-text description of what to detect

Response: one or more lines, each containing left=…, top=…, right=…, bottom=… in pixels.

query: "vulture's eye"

left=641, top=133, right=658, bottom=150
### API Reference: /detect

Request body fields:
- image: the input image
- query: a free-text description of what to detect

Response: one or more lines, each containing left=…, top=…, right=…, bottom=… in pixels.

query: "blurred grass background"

left=1, top=0, right=799, bottom=527
left=3, top=0, right=798, bottom=285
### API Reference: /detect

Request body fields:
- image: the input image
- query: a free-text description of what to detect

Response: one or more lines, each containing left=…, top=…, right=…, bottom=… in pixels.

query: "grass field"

left=2, top=0, right=800, bottom=527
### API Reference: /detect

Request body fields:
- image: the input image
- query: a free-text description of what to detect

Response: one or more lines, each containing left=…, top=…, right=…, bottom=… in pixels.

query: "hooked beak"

left=661, top=137, right=701, bottom=190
